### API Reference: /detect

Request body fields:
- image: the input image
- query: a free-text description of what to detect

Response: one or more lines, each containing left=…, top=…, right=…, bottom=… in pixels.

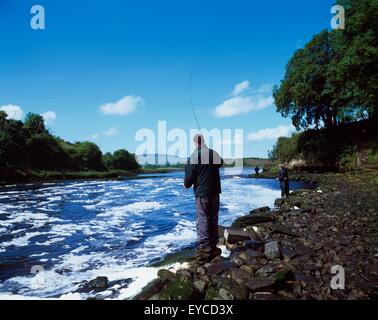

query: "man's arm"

left=184, top=163, right=196, bottom=188
left=212, top=150, right=224, bottom=168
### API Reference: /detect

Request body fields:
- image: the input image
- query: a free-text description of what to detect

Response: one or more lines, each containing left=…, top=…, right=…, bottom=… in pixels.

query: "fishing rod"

left=189, top=69, right=202, bottom=131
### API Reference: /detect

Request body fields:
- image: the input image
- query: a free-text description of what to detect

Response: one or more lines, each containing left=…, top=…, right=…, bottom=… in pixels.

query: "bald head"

left=193, top=134, right=205, bottom=148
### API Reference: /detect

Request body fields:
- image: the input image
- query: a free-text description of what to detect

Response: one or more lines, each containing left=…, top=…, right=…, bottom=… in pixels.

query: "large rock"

left=274, top=198, right=285, bottom=207
left=207, top=261, right=236, bottom=276
left=232, top=213, right=275, bottom=228
left=249, top=206, right=271, bottom=215
left=217, top=278, right=249, bottom=300
left=272, top=224, right=301, bottom=238
left=82, top=276, right=109, bottom=292
left=242, top=239, right=264, bottom=250
left=224, top=228, right=251, bottom=244
left=159, top=275, right=195, bottom=300
left=246, top=277, right=276, bottom=292
left=264, top=241, right=280, bottom=260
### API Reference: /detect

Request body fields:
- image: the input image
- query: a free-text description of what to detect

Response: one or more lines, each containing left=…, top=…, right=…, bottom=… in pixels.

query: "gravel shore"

left=134, top=171, right=378, bottom=300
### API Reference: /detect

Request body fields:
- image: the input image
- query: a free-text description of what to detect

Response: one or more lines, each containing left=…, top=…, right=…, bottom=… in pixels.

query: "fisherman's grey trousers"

left=195, top=194, right=219, bottom=250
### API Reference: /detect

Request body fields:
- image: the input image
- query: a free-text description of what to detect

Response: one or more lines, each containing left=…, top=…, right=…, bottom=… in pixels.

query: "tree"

left=24, top=113, right=47, bottom=135
left=274, top=30, right=340, bottom=130
left=333, top=0, right=378, bottom=119
left=102, top=152, right=115, bottom=170
left=75, top=141, right=104, bottom=171
left=274, top=0, right=377, bottom=129
left=112, top=149, right=140, bottom=171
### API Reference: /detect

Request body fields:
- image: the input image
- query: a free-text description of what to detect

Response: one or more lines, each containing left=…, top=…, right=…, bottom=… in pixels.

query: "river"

left=0, top=169, right=309, bottom=299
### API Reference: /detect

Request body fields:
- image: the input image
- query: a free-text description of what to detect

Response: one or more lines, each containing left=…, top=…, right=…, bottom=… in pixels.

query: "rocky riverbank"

left=133, top=171, right=378, bottom=300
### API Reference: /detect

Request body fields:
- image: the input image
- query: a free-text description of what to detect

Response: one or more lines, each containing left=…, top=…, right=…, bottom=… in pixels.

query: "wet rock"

left=264, top=241, right=280, bottom=260
left=240, top=264, right=255, bottom=276
left=246, top=277, right=276, bottom=292
left=272, top=224, right=301, bottom=238
left=176, top=268, right=193, bottom=281
left=160, top=275, right=195, bottom=300
left=242, top=239, right=264, bottom=250
left=207, top=261, right=236, bottom=276
left=218, top=288, right=234, bottom=300
left=133, top=277, right=171, bottom=300
left=82, top=276, right=109, bottom=291
left=217, top=278, right=249, bottom=300
left=231, top=268, right=253, bottom=285
left=275, top=198, right=285, bottom=207
left=256, top=265, right=275, bottom=276
left=193, top=279, right=207, bottom=294
left=281, top=246, right=298, bottom=261
left=251, top=292, right=276, bottom=300
left=249, top=206, right=271, bottom=215
left=157, top=269, right=175, bottom=279
left=197, top=266, right=206, bottom=276
left=224, top=228, right=251, bottom=244
left=232, top=213, right=275, bottom=228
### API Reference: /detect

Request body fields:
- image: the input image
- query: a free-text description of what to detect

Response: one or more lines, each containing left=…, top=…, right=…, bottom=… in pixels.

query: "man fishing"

left=184, top=134, right=223, bottom=262
left=278, top=163, right=290, bottom=198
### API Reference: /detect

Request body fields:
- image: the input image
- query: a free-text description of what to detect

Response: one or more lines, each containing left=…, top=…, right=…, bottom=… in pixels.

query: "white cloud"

left=214, top=82, right=274, bottom=118
left=41, top=111, right=57, bottom=125
left=103, top=127, right=118, bottom=136
left=87, top=127, right=119, bottom=141
left=0, top=104, right=24, bottom=120
left=100, top=96, right=144, bottom=116
left=214, top=95, right=273, bottom=118
left=247, top=125, right=296, bottom=141
left=232, top=80, right=250, bottom=96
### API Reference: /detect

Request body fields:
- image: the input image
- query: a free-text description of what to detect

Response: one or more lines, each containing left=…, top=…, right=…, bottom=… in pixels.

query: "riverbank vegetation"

left=0, top=112, right=140, bottom=184
left=269, top=0, right=377, bottom=172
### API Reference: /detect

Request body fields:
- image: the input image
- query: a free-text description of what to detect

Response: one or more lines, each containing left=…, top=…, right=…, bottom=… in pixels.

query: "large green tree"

left=273, top=0, right=377, bottom=129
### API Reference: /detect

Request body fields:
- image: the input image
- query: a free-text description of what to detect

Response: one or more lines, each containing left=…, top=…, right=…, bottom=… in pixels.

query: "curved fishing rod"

left=189, top=69, right=201, bottom=131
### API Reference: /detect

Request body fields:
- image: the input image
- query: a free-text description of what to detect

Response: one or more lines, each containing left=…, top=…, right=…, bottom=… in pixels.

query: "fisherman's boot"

left=209, top=247, right=222, bottom=260
left=195, top=246, right=212, bottom=263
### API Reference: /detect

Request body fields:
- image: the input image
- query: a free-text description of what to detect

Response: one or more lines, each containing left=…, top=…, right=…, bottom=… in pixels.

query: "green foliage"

left=102, top=149, right=140, bottom=171
left=274, top=0, right=377, bottom=129
left=24, top=112, right=48, bottom=135
left=339, top=147, right=358, bottom=172
left=74, top=141, right=104, bottom=171
left=367, top=144, right=378, bottom=165
left=0, top=111, right=140, bottom=182
left=112, top=149, right=140, bottom=171
left=269, top=119, right=377, bottom=170
left=269, top=133, right=301, bottom=163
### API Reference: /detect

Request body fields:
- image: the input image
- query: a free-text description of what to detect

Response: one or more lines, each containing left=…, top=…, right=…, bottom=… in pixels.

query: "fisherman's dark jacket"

left=278, top=168, right=289, bottom=181
left=184, top=146, right=223, bottom=197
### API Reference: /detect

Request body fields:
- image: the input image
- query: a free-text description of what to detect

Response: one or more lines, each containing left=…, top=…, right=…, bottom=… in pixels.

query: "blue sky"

left=0, top=0, right=335, bottom=158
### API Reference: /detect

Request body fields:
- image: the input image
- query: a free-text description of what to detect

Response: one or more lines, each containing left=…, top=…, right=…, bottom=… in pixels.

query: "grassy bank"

left=141, top=167, right=184, bottom=174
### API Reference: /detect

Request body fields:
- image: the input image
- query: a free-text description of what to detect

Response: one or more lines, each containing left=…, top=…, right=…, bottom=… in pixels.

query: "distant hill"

left=137, top=154, right=187, bottom=166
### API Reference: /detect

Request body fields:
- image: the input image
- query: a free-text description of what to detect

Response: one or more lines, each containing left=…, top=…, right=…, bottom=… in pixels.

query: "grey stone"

left=193, top=279, right=206, bottom=293
left=224, top=228, right=251, bottom=244
left=264, top=241, right=280, bottom=260
left=246, top=277, right=276, bottom=292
